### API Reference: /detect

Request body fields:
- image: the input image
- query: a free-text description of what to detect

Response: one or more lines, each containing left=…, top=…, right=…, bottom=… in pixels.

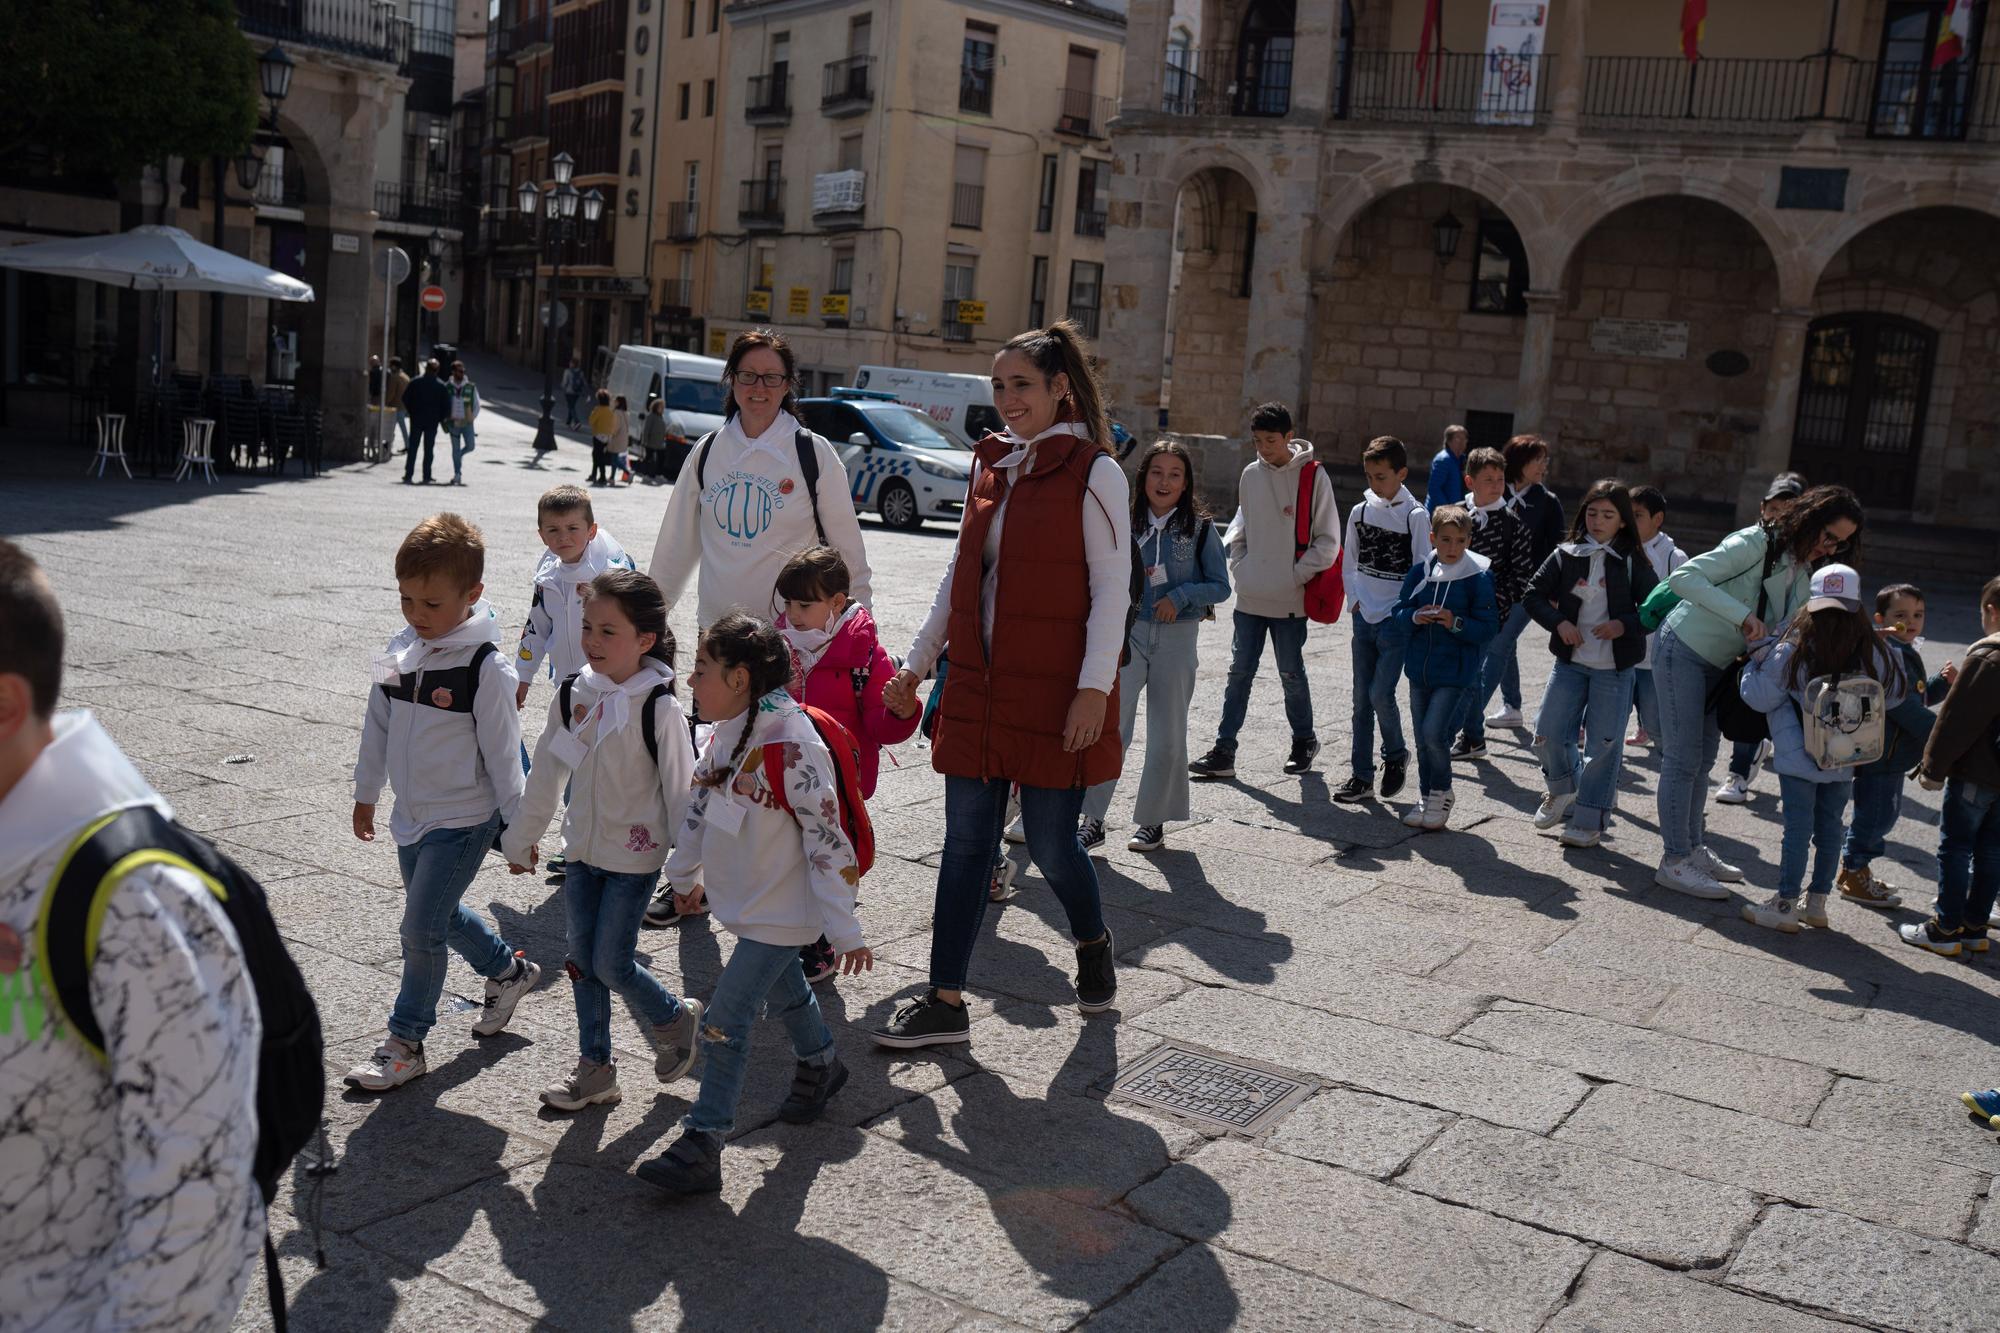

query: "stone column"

left=1239, top=203, right=1315, bottom=430
left=1740, top=308, right=1811, bottom=523
left=302, top=203, right=381, bottom=457
left=1121, top=0, right=1171, bottom=114
left=1514, top=289, right=1563, bottom=440
left=1546, top=0, right=1589, bottom=136
left=1101, top=152, right=1177, bottom=432
left=1287, top=1, right=1341, bottom=118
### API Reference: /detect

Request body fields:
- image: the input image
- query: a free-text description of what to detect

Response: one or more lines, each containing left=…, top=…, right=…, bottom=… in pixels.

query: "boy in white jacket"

left=515, top=485, right=637, bottom=703
left=0, top=540, right=264, bottom=1333
left=347, top=514, right=540, bottom=1092
left=637, top=614, right=869, bottom=1197
left=1627, top=485, right=1687, bottom=747
left=1188, top=402, right=1340, bottom=781
left=1334, top=436, right=1433, bottom=804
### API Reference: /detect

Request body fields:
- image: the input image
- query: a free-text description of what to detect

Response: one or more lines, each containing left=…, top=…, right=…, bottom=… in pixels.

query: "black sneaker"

left=777, top=1056, right=849, bottom=1124
left=1188, top=746, right=1236, bottom=780
left=1075, top=928, right=1117, bottom=1013
left=1379, top=759, right=1408, bottom=800
left=872, top=990, right=971, bottom=1049
left=800, top=938, right=837, bottom=985
left=1127, top=823, right=1165, bottom=852
left=1332, top=776, right=1373, bottom=804
left=1450, top=736, right=1488, bottom=761
left=636, top=1127, right=723, bottom=1195
left=1078, top=817, right=1106, bottom=853
left=1284, top=738, right=1321, bottom=774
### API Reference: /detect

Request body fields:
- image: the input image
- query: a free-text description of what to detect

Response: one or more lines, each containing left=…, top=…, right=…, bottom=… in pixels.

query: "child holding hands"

left=637, top=614, right=871, bottom=1196
left=502, top=570, right=702, bottom=1111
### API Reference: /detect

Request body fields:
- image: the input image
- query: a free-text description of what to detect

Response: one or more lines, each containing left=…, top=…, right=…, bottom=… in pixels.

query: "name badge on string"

left=1148, top=564, right=1168, bottom=588
left=545, top=726, right=589, bottom=770
left=706, top=790, right=748, bottom=838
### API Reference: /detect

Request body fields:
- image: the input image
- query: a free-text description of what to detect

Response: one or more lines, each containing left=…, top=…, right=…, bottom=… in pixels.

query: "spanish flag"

left=1935, top=0, right=1969, bottom=69
left=1680, top=0, right=1707, bottom=62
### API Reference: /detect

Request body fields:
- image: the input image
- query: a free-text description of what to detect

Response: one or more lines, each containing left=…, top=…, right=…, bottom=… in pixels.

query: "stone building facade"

left=1105, top=0, right=2000, bottom=538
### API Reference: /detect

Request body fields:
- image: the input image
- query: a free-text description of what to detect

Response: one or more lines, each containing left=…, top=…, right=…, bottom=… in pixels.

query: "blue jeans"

left=1458, top=602, right=1530, bottom=740
left=1630, top=668, right=1661, bottom=740
left=392, top=406, right=410, bottom=450
left=1728, top=738, right=1760, bottom=781
left=389, top=812, right=514, bottom=1043
left=1937, top=779, right=2000, bottom=932
left=1842, top=770, right=1903, bottom=870
left=1654, top=625, right=1727, bottom=861
left=564, top=862, right=683, bottom=1065
left=1349, top=613, right=1408, bottom=780
left=685, top=938, right=834, bottom=1136
left=1215, top=610, right=1313, bottom=751
left=1408, top=683, right=1465, bottom=798
left=1777, top=774, right=1852, bottom=899
left=448, top=422, right=476, bottom=478
left=930, top=776, right=1106, bottom=991
left=1533, top=661, right=1635, bottom=833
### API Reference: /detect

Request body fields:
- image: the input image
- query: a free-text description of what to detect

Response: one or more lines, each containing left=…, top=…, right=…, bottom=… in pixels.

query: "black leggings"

left=589, top=439, right=606, bottom=481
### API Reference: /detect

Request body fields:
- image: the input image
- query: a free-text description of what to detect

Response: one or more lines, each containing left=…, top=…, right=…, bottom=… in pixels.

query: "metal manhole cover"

left=1109, top=1042, right=1315, bottom=1137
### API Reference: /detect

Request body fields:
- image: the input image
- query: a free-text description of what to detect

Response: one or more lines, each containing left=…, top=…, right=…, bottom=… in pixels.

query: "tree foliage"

left=0, top=0, right=259, bottom=175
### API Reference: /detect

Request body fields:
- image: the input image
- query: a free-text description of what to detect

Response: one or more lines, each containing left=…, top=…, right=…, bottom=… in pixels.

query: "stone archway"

left=1162, top=165, right=1264, bottom=435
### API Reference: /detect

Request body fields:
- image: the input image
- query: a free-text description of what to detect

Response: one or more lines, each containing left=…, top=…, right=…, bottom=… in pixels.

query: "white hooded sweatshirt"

left=0, top=713, right=263, bottom=1332
left=515, top=528, right=635, bottom=686
left=1223, top=439, right=1341, bottom=620
left=353, top=600, right=525, bottom=845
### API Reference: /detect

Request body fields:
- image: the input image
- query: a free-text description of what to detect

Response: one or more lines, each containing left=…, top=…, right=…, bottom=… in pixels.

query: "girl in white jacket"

left=636, top=613, right=871, bottom=1197
left=503, top=571, right=702, bottom=1113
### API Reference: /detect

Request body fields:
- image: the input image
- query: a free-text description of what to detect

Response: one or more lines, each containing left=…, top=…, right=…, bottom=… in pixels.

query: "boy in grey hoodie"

left=1189, top=403, right=1341, bottom=779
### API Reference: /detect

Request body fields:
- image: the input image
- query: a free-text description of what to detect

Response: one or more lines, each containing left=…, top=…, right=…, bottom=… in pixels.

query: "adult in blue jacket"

left=1425, top=424, right=1468, bottom=511
left=1384, top=505, right=1497, bottom=830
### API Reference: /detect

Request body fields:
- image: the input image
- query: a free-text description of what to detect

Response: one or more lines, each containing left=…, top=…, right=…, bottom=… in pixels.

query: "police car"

left=797, top=391, right=972, bottom=530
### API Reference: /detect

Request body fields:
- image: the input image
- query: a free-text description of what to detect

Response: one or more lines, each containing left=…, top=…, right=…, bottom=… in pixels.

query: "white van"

left=602, top=345, right=730, bottom=479
left=850, top=365, right=1003, bottom=449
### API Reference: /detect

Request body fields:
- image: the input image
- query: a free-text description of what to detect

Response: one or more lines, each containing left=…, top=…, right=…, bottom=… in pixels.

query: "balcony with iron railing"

left=237, top=0, right=410, bottom=66
left=1074, top=204, right=1107, bottom=238
left=1160, top=45, right=1292, bottom=117
left=666, top=200, right=700, bottom=241
left=747, top=73, right=792, bottom=124
left=739, top=177, right=786, bottom=228
left=508, top=10, right=552, bottom=58
left=950, top=182, right=984, bottom=229
left=1056, top=88, right=1117, bottom=138
left=822, top=55, right=874, bottom=115
left=812, top=170, right=866, bottom=229
left=375, top=181, right=461, bottom=227
left=1342, top=50, right=1555, bottom=126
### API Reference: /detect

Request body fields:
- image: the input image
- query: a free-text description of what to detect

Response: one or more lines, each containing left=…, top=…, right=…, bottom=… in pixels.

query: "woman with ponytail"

left=874, top=321, right=1130, bottom=1049
left=636, top=613, right=871, bottom=1195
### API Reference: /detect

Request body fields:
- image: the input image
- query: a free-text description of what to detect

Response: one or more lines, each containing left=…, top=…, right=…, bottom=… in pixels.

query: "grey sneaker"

left=540, top=1058, right=621, bottom=1111
left=472, top=955, right=541, bottom=1037
left=651, top=998, right=704, bottom=1083
left=343, top=1036, right=425, bottom=1092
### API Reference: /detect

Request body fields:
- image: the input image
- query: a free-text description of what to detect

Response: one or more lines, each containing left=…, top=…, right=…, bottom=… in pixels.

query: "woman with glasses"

left=1649, top=485, right=1865, bottom=902
left=647, top=329, right=873, bottom=643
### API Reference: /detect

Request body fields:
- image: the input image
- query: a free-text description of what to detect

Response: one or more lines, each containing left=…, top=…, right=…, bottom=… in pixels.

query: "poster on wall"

left=1477, top=3, right=1547, bottom=127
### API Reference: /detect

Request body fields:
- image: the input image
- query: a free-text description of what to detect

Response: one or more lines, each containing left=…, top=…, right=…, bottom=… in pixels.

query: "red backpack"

left=1296, top=460, right=1346, bottom=623
left=763, top=704, right=876, bottom=877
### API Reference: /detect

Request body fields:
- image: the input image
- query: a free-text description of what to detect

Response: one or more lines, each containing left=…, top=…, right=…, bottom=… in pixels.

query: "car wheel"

left=879, top=480, right=922, bottom=530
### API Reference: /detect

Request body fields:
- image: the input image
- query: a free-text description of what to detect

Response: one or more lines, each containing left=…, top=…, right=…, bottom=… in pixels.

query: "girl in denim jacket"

left=1081, top=442, right=1232, bottom=854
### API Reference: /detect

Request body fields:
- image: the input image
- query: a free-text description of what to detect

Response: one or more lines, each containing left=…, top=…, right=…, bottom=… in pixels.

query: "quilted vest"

left=931, top=431, right=1124, bottom=789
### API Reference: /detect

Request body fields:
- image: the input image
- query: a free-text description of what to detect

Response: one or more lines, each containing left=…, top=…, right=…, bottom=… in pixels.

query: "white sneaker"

left=1692, top=845, right=1746, bottom=884
left=472, top=955, right=541, bottom=1037
left=1714, top=775, right=1751, bottom=805
left=1559, top=825, right=1602, bottom=848
left=1533, top=792, right=1577, bottom=832
left=1402, top=795, right=1429, bottom=828
left=344, top=1036, right=426, bottom=1091
left=1486, top=706, right=1525, bottom=729
left=1800, top=893, right=1831, bottom=929
left=1420, top=792, right=1453, bottom=832
left=1655, top=858, right=1730, bottom=901
left=1003, top=814, right=1027, bottom=845
left=1741, top=893, right=1802, bottom=933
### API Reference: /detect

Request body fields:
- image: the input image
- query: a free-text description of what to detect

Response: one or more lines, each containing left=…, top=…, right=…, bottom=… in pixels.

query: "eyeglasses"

left=731, top=371, right=789, bottom=388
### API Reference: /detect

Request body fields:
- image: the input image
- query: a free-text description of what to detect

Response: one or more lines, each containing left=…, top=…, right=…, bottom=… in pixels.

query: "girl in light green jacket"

left=1648, top=486, right=1865, bottom=901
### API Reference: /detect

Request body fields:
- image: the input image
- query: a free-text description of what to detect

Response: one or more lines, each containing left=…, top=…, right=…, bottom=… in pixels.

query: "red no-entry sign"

left=420, top=285, right=447, bottom=312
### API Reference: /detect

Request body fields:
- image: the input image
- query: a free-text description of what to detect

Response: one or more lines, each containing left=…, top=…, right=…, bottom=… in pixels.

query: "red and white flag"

left=1680, top=0, right=1707, bottom=63
left=1935, top=0, right=1970, bottom=69
left=1415, top=0, right=1445, bottom=104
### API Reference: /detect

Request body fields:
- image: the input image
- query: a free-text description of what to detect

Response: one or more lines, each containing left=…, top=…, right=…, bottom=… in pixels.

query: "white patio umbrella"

left=0, top=224, right=315, bottom=301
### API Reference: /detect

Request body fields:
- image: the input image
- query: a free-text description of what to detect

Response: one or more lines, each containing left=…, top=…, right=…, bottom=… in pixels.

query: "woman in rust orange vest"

left=872, top=322, right=1131, bottom=1049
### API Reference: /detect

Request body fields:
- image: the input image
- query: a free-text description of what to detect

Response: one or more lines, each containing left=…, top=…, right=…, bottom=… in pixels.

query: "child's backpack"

left=1295, top=461, right=1345, bottom=623
left=764, top=704, right=876, bottom=877
left=1800, top=672, right=1888, bottom=769
left=39, top=806, right=327, bottom=1328
left=559, top=673, right=672, bottom=763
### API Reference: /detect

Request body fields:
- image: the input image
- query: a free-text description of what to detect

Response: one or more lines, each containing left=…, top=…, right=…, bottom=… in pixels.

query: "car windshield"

left=865, top=404, right=966, bottom=450
left=662, top=376, right=728, bottom=415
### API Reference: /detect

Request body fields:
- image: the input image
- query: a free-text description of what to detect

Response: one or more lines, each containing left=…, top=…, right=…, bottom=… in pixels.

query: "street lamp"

left=528, top=157, right=603, bottom=454
left=235, top=143, right=266, bottom=194
left=1432, top=210, right=1464, bottom=266
left=259, top=43, right=295, bottom=104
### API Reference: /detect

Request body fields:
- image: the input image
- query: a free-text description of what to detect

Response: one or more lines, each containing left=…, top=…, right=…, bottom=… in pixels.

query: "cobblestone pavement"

left=9, top=360, right=2000, bottom=1331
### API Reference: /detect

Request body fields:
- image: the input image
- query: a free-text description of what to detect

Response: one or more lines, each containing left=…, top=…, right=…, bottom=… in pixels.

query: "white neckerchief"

left=782, top=602, right=860, bottom=690
left=371, top=603, right=498, bottom=683
left=1571, top=537, right=1614, bottom=557
left=993, top=420, right=1090, bottom=480
left=1411, top=549, right=1492, bottom=600
left=725, top=408, right=799, bottom=464
left=574, top=662, right=673, bottom=741
left=1470, top=494, right=1506, bottom=527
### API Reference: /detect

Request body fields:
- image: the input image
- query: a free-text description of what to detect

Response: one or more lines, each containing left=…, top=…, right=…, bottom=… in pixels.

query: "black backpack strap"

left=558, top=672, right=580, bottom=729
left=795, top=429, right=828, bottom=546
left=693, top=430, right=718, bottom=490
left=39, top=806, right=228, bottom=1060
left=463, top=640, right=497, bottom=709
left=641, top=683, right=669, bottom=766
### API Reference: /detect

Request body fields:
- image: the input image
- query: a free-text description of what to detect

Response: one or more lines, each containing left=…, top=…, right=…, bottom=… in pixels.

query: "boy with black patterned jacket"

left=1452, top=447, right=1537, bottom=759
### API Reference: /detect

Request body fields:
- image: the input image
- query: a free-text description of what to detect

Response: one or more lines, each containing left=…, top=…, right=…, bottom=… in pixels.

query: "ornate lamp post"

left=521, top=152, right=604, bottom=453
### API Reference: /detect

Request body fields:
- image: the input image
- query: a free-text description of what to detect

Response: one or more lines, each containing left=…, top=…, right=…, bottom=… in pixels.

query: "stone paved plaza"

left=8, top=366, right=2000, bottom=1332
